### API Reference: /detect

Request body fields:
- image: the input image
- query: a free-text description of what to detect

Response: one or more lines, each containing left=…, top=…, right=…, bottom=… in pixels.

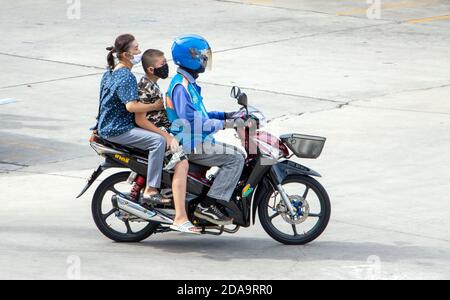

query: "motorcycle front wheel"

left=258, top=175, right=331, bottom=245
left=92, top=171, right=159, bottom=243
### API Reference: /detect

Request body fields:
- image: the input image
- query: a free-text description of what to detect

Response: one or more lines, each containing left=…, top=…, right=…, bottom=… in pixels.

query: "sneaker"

left=194, top=204, right=233, bottom=226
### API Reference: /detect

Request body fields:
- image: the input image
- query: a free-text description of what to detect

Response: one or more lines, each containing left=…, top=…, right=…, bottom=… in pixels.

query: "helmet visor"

left=203, top=48, right=213, bottom=70
left=191, top=47, right=213, bottom=71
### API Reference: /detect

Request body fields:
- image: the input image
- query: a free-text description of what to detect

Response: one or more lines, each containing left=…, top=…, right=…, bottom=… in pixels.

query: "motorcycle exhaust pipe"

left=112, top=195, right=173, bottom=224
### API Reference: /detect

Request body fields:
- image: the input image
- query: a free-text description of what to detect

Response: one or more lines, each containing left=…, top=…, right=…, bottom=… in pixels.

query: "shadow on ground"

left=135, top=236, right=448, bottom=263
left=0, top=129, right=90, bottom=167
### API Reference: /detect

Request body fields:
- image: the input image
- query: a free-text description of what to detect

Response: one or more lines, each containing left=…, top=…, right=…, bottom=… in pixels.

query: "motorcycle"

left=77, top=86, right=331, bottom=245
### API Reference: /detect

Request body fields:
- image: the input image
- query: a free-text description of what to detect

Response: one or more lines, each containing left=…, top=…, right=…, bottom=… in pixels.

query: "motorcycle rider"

left=165, top=34, right=245, bottom=226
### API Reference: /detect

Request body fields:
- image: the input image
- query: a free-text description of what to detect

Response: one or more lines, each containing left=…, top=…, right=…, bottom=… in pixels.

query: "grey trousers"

left=188, top=142, right=246, bottom=202
left=106, top=128, right=166, bottom=189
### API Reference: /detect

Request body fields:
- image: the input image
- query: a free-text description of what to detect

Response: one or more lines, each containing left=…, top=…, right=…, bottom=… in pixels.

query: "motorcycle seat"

left=95, top=135, right=149, bottom=158
left=188, top=162, right=210, bottom=174
left=94, top=134, right=211, bottom=174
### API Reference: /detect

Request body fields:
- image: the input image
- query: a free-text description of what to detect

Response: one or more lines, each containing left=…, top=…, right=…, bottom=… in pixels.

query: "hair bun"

left=106, top=46, right=116, bottom=52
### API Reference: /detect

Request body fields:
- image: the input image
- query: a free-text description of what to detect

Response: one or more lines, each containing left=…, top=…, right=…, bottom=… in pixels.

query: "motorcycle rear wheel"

left=92, top=172, right=159, bottom=243
left=258, top=175, right=331, bottom=245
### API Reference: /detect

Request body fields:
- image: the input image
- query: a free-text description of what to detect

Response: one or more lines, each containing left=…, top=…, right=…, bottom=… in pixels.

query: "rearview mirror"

left=231, top=86, right=248, bottom=108
left=237, top=93, right=248, bottom=108
left=231, top=86, right=241, bottom=99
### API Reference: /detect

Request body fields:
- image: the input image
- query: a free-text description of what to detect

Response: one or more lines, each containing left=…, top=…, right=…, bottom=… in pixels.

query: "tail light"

left=89, top=131, right=98, bottom=143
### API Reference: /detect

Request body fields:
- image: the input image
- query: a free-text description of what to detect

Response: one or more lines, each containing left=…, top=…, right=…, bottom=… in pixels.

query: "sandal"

left=170, top=221, right=202, bottom=235
left=141, top=194, right=172, bottom=205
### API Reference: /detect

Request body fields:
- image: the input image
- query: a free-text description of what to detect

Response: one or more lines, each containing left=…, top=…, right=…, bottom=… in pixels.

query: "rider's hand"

left=166, top=136, right=181, bottom=153
left=225, top=111, right=239, bottom=120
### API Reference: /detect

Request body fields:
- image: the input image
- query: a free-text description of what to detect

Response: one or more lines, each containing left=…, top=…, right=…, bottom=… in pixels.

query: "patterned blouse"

left=97, top=68, right=138, bottom=138
left=137, top=76, right=171, bottom=130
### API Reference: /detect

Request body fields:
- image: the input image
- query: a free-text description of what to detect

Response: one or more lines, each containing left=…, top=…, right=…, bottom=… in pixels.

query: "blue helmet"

left=171, top=34, right=212, bottom=73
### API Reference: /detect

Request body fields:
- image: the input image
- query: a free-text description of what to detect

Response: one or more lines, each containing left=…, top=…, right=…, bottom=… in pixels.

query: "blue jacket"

left=166, top=68, right=225, bottom=152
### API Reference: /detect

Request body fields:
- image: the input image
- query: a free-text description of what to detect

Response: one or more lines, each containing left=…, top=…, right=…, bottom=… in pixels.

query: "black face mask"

left=153, top=64, right=169, bottom=79
left=180, top=67, right=200, bottom=79
left=197, top=65, right=206, bottom=74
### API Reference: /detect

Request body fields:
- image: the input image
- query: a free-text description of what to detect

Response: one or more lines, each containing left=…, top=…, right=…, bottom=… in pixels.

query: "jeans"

left=188, top=142, right=245, bottom=202
left=106, top=128, right=166, bottom=188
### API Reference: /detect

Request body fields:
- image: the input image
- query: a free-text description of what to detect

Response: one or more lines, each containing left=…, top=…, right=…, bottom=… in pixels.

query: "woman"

left=97, top=34, right=200, bottom=234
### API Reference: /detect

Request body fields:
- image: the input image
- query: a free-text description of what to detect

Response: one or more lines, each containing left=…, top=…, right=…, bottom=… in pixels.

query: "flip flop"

left=170, top=221, right=202, bottom=235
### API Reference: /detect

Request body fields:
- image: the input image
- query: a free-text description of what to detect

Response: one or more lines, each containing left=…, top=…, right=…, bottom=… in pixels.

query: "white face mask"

left=129, top=53, right=142, bottom=65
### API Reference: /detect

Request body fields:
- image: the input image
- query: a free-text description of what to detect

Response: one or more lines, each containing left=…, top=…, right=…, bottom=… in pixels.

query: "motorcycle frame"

left=78, top=131, right=322, bottom=228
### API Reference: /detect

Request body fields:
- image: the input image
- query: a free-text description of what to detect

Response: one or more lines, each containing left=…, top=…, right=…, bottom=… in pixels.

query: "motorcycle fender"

left=76, top=159, right=122, bottom=199
left=270, top=160, right=321, bottom=184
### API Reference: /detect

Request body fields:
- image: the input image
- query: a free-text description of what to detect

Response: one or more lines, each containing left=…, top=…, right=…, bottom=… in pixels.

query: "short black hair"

left=142, top=49, right=165, bottom=72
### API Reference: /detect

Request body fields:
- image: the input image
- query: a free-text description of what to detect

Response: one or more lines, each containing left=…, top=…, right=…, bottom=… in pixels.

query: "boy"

left=136, top=49, right=187, bottom=170
left=135, top=49, right=199, bottom=234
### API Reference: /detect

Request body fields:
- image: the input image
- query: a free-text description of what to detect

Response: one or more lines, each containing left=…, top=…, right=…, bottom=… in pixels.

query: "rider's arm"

left=172, top=85, right=225, bottom=135
left=207, top=111, right=226, bottom=120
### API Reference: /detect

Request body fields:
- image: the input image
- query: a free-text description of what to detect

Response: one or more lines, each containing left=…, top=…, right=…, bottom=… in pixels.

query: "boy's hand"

left=166, top=136, right=181, bottom=153
left=150, top=99, right=164, bottom=112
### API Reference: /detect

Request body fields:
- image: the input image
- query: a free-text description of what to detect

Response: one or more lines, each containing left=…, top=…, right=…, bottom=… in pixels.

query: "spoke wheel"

left=258, top=175, right=331, bottom=245
left=91, top=172, right=158, bottom=243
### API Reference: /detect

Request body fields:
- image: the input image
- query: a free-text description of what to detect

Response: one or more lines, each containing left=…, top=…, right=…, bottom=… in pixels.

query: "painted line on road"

left=0, top=98, right=17, bottom=105
left=10, top=169, right=94, bottom=181
left=407, top=13, right=450, bottom=24
left=0, top=52, right=104, bottom=70
left=214, top=22, right=395, bottom=55
left=215, top=0, right=331, bottom=15
left=0, top=72, right=104, bottom=90
left=199, top=80, right=348, bottom=104
left=0, top=161, right=29, bottom=167
left=337, top=0, right=441, bottom=16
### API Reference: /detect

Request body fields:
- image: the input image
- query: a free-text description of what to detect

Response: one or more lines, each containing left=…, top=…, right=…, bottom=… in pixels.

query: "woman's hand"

left=150, top=99, right=164, bottom=112
left=166, top=135, right=181, bottom=153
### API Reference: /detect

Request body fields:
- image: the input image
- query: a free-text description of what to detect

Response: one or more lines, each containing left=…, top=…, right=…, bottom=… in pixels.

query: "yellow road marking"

left=407, top=13, right=450, bottom=23
left=337, top=0, right=441, bottom=16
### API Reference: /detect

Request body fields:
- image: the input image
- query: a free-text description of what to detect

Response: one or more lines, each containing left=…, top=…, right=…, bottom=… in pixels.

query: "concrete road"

left=1, top=0, right=449, bottom=280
